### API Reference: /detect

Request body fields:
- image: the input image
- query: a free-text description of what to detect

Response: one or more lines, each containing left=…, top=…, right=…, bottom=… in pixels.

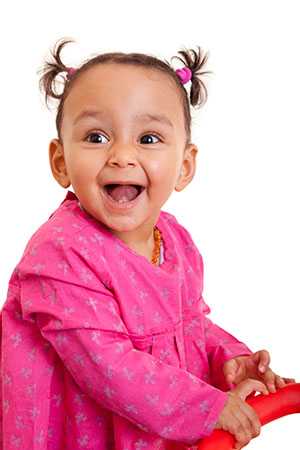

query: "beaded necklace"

left=151, top=227, right=162, bottom=265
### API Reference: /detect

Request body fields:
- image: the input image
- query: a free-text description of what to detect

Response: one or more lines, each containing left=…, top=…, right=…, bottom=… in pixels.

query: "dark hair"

left=38, top=37, right=213, bottom=145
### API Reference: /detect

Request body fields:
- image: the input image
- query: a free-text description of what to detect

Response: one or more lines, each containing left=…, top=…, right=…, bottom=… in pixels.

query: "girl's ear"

left=48, top=139, right=71, bottom=188
left=175, top=143, right=198, bottom=192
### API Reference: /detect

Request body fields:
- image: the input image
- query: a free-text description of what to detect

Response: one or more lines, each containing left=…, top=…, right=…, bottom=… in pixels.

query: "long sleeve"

left=17, top=241, right=229, bottom=447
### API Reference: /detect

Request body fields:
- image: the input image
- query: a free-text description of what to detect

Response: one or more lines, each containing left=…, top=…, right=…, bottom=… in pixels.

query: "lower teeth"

left=116, top=196, right=132, bottom=203
left=109, top=193, right=141, bottom=203
left=106, top=187, right=142, bottom=203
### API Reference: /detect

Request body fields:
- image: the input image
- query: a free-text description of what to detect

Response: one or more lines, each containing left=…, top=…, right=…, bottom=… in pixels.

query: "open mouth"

left=104, top=184, right=145, bottom=203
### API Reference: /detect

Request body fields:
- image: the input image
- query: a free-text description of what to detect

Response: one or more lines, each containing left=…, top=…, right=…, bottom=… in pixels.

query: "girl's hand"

left=223, top=349, right=296, bottom=393
left=215, top=378, right=268, bottom=450
left=232, top=377, right=269, bottom=399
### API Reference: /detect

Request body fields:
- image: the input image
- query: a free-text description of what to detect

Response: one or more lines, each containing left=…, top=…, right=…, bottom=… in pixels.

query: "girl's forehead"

left=64, top=63, right=183, bottom=126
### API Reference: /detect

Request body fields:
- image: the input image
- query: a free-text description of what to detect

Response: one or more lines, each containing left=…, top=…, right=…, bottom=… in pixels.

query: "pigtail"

left=37, top=37, right=76, bottom=109
left=171, top=46, right=213, bottom=109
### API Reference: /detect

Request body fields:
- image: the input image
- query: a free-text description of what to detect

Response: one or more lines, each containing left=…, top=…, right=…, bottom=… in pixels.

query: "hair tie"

left=176, top=67, right=192, bottom=85
left=66, top=67, right=77, bottom=80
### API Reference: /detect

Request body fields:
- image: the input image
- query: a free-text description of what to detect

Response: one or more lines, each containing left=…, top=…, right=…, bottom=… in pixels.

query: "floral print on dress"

left=0, top=190, right=253, bottom=449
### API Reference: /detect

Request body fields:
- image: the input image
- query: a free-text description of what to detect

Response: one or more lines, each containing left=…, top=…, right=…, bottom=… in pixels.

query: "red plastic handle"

left=197, top=382, right=300, bottom=449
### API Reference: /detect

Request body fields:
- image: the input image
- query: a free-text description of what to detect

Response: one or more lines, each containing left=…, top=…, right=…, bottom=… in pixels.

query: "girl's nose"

left=106, top=144, right=138, bottom=168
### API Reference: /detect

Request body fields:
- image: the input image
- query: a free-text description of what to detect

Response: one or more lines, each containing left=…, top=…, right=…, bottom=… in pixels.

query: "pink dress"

left=0, top=190, right=253, bottom=449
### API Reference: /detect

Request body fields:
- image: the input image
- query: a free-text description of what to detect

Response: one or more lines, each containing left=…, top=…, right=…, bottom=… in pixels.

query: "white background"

left=1, top=1, right=299, bottom=448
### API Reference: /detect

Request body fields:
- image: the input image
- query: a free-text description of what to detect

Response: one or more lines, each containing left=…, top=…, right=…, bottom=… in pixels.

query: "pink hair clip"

left=175, top=67, right=192, bottom=84
left=66, top=67, right=77, bottom=80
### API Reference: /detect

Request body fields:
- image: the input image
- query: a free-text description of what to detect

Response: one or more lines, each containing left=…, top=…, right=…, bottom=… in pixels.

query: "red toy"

left=197, top=382, right=300, bottom=449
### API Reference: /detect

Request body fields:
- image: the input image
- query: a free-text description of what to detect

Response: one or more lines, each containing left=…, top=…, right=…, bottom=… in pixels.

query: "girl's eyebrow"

left=73, top=109, right=174, bottom=129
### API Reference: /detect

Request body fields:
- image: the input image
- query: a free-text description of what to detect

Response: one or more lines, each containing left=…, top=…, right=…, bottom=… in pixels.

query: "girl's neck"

left=78, top=201, right=159, bottom=263
left=117, top=229, right=156, bottom=262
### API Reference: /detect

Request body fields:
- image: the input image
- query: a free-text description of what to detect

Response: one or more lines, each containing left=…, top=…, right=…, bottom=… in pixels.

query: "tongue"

left=109, top=185, right=140, bottom=202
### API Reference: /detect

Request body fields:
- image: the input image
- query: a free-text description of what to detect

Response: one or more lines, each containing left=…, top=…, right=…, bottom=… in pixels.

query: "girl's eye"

left=140, top=134, right=161, bottom=144
left=85, top=132, right=108, bottom=144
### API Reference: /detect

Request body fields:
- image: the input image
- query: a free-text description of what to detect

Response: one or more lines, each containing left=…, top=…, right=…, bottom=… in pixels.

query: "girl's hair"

left=38, top=37, right=213, bottom=145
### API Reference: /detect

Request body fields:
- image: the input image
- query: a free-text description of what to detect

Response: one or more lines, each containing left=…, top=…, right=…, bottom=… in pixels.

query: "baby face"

left=49, top=63, right=198, bottom=244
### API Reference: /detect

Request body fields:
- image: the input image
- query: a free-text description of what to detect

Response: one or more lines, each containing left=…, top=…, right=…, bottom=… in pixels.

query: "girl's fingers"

left=282, top=377, right=296, bottom=384
left=226, top=362, right=245, bottom=385
left=275, top=375, right=286, bottom=389
left=233, top=378, right=269, bottom=400
left=262, top=369, right=277, bottom=393
left=224, top=358, right=239, bottom=384
left=268, top=375, right=296, bottom=392
left=257, top=350, right=271, bottom=372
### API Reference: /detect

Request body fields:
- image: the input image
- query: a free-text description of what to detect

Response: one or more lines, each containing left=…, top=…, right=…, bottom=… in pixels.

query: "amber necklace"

left=151, top=227, right=162, bottom=265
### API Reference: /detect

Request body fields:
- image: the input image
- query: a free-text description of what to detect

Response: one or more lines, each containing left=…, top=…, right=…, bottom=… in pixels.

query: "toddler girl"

left=0, top=37, right=295, bottom=450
